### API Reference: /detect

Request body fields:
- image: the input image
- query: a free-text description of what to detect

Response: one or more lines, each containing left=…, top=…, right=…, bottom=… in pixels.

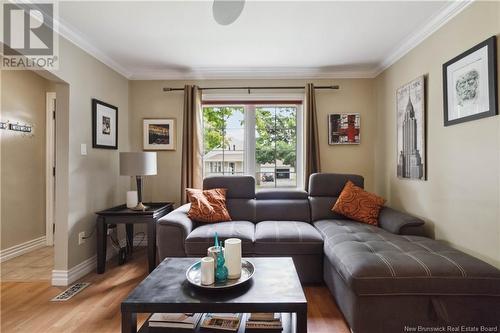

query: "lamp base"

left=131, top=202, right=148, bottom=211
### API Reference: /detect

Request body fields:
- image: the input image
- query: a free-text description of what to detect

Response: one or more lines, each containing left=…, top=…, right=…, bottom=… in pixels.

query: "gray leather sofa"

left=157, top=176, right=324, bottom=283
left=157, top=174, right=500, bottom=332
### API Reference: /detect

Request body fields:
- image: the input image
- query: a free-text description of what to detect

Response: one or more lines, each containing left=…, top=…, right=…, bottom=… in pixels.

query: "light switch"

left=81, top=143, right=87, bottom=155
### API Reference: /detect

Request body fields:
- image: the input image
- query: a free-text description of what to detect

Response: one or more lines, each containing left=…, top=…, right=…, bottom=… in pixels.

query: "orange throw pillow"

left=332, top=181, right=386, bottom=226
left=186, top=188, right=232, bottom=223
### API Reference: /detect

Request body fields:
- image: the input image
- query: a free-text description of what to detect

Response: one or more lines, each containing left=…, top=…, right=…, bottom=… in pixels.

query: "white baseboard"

left=51, top=235, right=148, bottom=286
left=0, top=236, right=47, bottom=263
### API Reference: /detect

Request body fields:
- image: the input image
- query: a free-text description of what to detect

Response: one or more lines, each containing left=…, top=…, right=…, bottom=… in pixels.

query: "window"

left=202, top=103, right=302, bottom=188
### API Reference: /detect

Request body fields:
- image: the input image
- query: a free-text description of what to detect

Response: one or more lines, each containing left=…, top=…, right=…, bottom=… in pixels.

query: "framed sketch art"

left=143, top=118, right=176, bottom=150
left=92, top=99, right=118, bottom=149
left=328, top=113, right=360, bottom=145
left=443, top=36, right=498, bottom=126
left=396, top=76, right=426, bottom=180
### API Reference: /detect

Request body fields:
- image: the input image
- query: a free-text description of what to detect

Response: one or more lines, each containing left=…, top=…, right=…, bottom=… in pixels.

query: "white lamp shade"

left=120, top=152, right=157, bottom=176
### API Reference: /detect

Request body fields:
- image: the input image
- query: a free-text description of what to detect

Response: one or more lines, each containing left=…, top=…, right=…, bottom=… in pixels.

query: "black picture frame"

left=443, top=36, right=498, bottom=126
left=92, top=98, right=118, bottom=149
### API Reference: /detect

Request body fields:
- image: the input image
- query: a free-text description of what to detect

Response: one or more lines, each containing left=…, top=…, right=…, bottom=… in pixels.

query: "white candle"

left=126, top=191, right=138, bottom=209
left=201, top=256, right=215, bottom=285
left=224, top=238, right=242, bottom=279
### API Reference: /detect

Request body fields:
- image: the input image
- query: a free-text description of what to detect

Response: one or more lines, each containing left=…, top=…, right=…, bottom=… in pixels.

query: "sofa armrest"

left=378, top=207, right=426, bottom=236
left=156, top=204, right=193, bottom=259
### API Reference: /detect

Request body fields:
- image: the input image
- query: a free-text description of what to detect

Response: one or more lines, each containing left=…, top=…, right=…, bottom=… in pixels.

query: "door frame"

left=46, top=92, right=56, bottom=246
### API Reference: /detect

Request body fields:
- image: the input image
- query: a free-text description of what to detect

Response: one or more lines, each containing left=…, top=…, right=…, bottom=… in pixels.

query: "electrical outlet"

left=78, top=231, right=86, bottom=245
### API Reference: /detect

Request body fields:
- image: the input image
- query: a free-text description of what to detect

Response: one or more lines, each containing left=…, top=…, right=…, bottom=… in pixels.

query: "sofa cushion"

left=185, top=221, right=255, bottom=256
left=256, top=190, right=308, bottom=200
left=256, top=200, right=311, bottom=222
left=186, top=188, right=231, bottom=223
left=204, top=176, right=256, bottom=222
left=309, top=173, right=364, bottom=197
left=332, top=181, right=385, bottom=226
left=204, top=176, right=255, bottom=199
left=255, top=221, right=323, bottom=255
left=308, top=173, right=364, bottom=222
left=314, top=219, right=500, bottom=296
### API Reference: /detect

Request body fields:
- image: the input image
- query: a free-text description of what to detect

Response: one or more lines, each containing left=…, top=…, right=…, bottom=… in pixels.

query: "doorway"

left=46, top=92, right=56, bottom=246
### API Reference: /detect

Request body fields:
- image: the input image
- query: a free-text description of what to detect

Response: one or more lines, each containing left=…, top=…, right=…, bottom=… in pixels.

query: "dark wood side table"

left=95, top=202, right=174, bottom=274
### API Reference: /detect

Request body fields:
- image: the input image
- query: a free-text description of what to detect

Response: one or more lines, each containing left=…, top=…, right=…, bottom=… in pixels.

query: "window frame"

left=202, top=93, right=304, bottom=189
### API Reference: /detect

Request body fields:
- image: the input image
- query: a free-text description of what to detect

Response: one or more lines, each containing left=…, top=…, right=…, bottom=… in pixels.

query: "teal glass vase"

left=215, top=250, right=228, bottom=283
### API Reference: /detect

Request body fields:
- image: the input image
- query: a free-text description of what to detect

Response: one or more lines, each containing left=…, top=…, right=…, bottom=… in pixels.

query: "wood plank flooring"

left=1, top=246, right=54, bottom=282
left=0, top=248, right=350, bottom=333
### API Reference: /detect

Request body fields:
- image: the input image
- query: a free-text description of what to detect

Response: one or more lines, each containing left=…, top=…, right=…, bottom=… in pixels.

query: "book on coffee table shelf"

left=200, top=313, right=242, bottom=332
left=148, top=313, right=202, bottom=332
left=245, top=313, right=283, bottom=332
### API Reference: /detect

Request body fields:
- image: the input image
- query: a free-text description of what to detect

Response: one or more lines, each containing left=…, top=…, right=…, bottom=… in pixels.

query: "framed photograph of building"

left=443, top=36, right=497, bottom=126
left=396, top=76, right=426, bottom=180
left=92, top=99, right=118, bottom=149
left=143, top=118, right=176, bottom=150
left=328, top=113, right=360, bottom=145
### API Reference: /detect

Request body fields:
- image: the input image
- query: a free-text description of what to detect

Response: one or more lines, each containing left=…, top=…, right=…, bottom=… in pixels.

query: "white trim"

left=51, top=235, right=148, bottom=286
left=30, top=0, right=471, bottom=80
left=373, top=0, right=474, bottom=77
left=244, top=105, right=256, bottom=177
left=0, top=236, right=47, bottom=263
left=202, top=92, right=305, bottom=101
left=46, top=92, right=56, bottom=246
left=129, top=67, right=375, bottom=80
left=55, top=17, right=132, bottom=78
left=296, top=104, right=304, bottom=189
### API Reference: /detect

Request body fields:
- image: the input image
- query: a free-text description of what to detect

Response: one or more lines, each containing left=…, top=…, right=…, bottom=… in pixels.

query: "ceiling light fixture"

left=212, top=0, right=246, bottom=26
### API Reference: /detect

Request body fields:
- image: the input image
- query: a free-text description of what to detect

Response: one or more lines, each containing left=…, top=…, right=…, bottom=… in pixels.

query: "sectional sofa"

left=157, top=173, right=500, bottom=332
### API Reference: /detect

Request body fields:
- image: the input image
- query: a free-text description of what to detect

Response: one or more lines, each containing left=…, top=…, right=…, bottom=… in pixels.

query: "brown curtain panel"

left=181, top=85, right=203, bottom=204
left=304, top=83, right=321, bottom=190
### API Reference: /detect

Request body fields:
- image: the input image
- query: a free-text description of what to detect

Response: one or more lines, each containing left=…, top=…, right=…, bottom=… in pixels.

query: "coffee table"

left=121, top=257, right=308, bottom=333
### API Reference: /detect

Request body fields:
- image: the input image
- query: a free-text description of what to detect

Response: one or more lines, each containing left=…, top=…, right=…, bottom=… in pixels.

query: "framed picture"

left=143, top=118, right=176, bottom=150
left=396, top=76, right=426, bottom=180
left=92, top=99, right=118, bottom=149
left=328, top=113, right=360, bottom=145
left=443, top=36, right=498, bottom=126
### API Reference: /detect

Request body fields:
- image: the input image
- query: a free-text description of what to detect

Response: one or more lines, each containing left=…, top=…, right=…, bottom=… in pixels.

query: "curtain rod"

left=162, top=85, right=340, bottom=92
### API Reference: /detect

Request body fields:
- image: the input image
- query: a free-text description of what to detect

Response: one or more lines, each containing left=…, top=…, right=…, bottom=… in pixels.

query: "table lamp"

left=120, top=152, right=157, bottom=211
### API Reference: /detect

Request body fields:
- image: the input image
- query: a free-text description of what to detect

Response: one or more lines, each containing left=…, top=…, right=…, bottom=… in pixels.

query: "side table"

left=95, top=202, right=174, bottom=274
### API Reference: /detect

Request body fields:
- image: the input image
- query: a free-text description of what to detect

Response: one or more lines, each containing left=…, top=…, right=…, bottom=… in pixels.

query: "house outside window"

left=202, top=101, right=303, bottom=188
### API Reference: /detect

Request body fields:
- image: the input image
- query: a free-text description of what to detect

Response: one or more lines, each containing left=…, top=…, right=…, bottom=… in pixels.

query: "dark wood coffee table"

left=121, top=257, right=307, bottom=333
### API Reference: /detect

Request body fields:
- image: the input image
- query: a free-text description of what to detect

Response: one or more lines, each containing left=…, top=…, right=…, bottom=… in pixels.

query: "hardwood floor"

left=1, top=246, right=54, bottom=282
left=0, top=248, right=350, bottom=333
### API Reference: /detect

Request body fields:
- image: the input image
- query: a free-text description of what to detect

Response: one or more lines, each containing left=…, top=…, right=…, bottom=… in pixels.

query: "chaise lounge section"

left=308, top=173, right=500, bottom=332
left=156, top=173, right=500, bottom=332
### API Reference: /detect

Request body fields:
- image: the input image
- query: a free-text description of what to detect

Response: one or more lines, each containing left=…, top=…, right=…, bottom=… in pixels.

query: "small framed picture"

left=143, top=118, right=176, bottom=150
left=92, top=99, right=118, bottom=149
left=328, top=113, right=360, bottom=145
left=443, top=36, right=498, bottom=126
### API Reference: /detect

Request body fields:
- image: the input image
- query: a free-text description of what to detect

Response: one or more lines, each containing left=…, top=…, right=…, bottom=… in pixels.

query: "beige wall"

left=129, top=78, right=376, bottom=206
left=54, top=38, right=131, bottom=269
left=0, top=70, right=51, bottom=250
left=375, top=1, right=500, bottom=267
left=15, top=37, right=132, bottom=271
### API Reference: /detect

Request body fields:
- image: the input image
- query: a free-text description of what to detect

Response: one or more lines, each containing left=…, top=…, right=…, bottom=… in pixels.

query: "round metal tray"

left=186, top=259, right=255, bottom=289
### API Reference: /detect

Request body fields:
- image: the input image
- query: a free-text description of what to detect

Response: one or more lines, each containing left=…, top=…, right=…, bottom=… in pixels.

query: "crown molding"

left=128, top=67, right=376, bottom=80
left=48, top=0, right=473, bottom=81
left=373, top=0, right=474, bottom=77
left=55, top=17, right=133, bottom=79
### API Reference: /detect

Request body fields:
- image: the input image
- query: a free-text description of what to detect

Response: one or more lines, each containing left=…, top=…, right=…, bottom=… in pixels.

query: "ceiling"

left=57, top=1, right=472, bottom=80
